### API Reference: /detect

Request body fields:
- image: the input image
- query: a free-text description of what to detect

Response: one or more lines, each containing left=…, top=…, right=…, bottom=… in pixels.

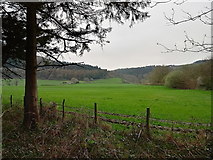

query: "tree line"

left=145, top=59, right=212, bottom=90
left=6, top=58, right=211, bottom=90
left=6, top=57, right=108, bottom=81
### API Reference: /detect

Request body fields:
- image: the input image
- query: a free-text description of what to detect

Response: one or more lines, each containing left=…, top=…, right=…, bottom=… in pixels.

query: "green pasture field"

left=1, top=78, right=211, bottom=124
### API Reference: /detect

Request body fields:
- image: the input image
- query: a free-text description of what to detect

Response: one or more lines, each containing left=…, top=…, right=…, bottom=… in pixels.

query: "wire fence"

left=46, top=98, right=212, bottom=135
left=6, top=95, right=212, bottom=135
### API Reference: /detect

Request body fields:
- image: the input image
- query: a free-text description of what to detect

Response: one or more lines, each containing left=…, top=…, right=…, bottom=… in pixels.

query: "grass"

left=2, top=78, right=211, bottom=124
left=2, top=105, right=212, bottom=159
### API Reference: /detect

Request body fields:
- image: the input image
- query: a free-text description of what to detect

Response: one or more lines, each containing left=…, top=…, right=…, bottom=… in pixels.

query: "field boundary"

left=97, top=110, right=210, bottom=127
left=57, top=109, right=212, bottom=134
left=62, top=105, right=211, bottom=127
left=6, top=95, right=212, bottom=134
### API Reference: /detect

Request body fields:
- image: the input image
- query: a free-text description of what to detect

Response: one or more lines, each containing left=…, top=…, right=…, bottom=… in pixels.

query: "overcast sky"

left=62, top=1, right=211, bottom=70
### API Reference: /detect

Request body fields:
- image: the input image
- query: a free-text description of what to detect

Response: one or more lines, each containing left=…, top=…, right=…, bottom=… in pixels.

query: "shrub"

left=196, top=60, right=212, bottom=90
left=147, top=66, right=172, bottom=85
left=164, top=70, right=193, bottom=89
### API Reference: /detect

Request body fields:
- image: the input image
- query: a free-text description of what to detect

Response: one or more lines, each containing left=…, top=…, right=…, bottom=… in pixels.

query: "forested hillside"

left=5, top=56, right=108, bottom=81
left=5, top=56, right=210, bottom=88
left=111, top=66, right=155, bottom=83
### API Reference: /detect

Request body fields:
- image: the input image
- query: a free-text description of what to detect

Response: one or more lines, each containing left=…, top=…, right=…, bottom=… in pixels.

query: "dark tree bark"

left=23, top=4, right=39, bottom=129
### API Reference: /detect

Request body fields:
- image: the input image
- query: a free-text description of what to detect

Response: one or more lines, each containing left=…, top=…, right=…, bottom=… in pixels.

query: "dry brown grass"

left=2, top=105, right=212, bottom=159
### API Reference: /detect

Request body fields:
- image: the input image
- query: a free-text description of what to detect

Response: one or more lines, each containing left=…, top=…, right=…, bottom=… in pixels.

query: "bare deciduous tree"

left=155, top=0, right=212, bottom=53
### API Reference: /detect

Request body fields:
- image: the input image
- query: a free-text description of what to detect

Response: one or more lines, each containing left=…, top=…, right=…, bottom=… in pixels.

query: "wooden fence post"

left=39, top=98, right=43, bottom=116
left=146, top=107, right=151, bottom=138
left=94, top=103, right=98, bottom=124
left=62, top=99, right=65, bottom=119
left=10, top=95, right=12, bottom=108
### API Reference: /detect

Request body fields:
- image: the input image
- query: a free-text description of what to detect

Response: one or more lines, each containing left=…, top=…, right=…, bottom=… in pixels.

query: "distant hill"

left=112, top=66, right=154, bottom=75
left=5, top=56, right=210, bottom=83
left=7, top=56, right=108, bottom=81
left=110, top=66, right=155, bottom=83
left=37, top=57, right=108, bottom=80
left=192, top=59, right=209, bottom=64
left=109, top=59, right=210, bottom=84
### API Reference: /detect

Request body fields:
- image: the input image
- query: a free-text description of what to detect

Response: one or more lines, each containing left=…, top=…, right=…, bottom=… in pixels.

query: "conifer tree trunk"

left=23, top=4, right=39, bottom=129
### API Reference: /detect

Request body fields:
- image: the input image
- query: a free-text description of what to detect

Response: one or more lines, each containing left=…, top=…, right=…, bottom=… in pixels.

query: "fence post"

left=39, top=98, right=43, bottom=116
left=10, top=95, right=12, bottom=108
left=146, top=107, right=151, bottom=138
left=94, top=103, right=98, bottom=124
left=62, top=99, right=65, bottom=120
